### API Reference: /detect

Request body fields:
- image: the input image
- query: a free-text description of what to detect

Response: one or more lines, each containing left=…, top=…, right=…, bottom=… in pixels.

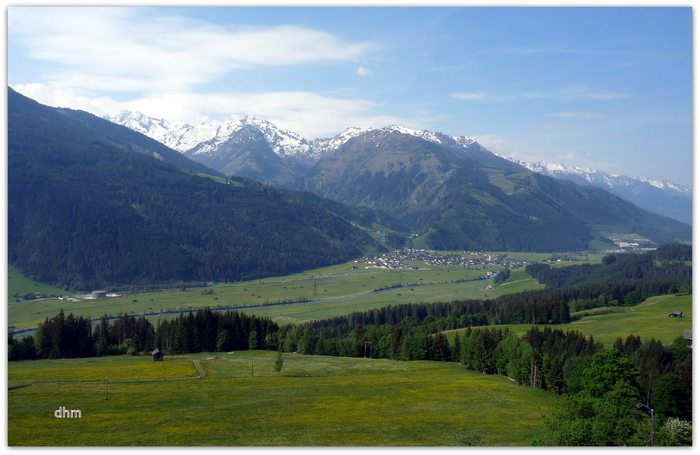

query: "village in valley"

left=360, top=248, right=531, bottom=271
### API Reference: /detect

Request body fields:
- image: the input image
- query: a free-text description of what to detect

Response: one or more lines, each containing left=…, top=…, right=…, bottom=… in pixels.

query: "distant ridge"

left=109, top=111, right=692, bottom=225
left=506, top=159, right=692, bottom=225
left=296, top=127, right=690, bottom=252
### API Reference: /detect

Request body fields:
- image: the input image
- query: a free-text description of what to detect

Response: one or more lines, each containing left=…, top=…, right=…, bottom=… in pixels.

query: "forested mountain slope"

left=8, top=88, right=221, bottom=177
left=298, top=129, right=691, bottom=252
left=8, top=88, right=384, bottom=289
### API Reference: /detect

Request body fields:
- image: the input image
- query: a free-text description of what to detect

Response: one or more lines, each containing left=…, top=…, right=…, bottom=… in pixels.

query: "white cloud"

left=12, top=83, right=419, bottom=139
left=356, top=67, right=374, bottom=76
left=470, top=134, right=547, bottom=162
left=451, top=86, right=629, bottom=103
left=9, top=7, right=378, bottom=93
left=8, top=7, right=395, bottom=138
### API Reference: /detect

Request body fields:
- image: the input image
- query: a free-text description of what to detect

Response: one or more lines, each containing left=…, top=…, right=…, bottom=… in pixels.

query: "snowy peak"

left=453, top=136, right=480, bottom=149
left=108, top=111, right=313, bottom=159
left=111, top=110, right=171, bottom=137
left=238, top=115, right=314, bottom=158
left=498, top=157, right=691, bottom=224
left=108, top=111, right=484, bottom=162
left=519, top=159, right=691, bottom=196
left=381, top=125, right=444, bottom=144
left=311, top=126, right=370, bottom=157
left=638, top=176, right=691, bottom=195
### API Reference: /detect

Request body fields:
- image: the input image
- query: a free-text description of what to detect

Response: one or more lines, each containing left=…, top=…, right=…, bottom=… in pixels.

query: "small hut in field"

left=151, top=348, right=163, bottom=361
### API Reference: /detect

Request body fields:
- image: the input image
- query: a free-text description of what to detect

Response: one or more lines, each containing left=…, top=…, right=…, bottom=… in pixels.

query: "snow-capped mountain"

left=108, top=111, right=691, bottom=225
left=519, top=160, right=692, bottom=196
left=109, top=111, right=483, bottom=161
left=310, top=126, right=369, bottom=157
left=108, top=111, right=316, bottom=159
left=503, top=159, right=692, bottom=225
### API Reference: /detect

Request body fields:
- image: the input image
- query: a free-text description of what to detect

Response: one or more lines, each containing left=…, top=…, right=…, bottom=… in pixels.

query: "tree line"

left=526, top=244, right=691, bottom=290
left=8, top=308, right=279, bottom=361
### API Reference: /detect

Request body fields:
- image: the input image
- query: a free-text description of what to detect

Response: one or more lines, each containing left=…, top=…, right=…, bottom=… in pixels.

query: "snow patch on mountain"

left=311, top=126, right=369, bottom=157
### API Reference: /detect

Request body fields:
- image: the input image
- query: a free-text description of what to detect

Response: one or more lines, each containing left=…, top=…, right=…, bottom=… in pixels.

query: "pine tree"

left=452, top=332, right=462, bottom=363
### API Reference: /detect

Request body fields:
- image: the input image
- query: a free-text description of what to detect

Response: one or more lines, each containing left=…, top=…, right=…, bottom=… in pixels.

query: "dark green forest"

left=8, top=308, right=278, bottom=361
left=526, top=244, right=692, bottom=290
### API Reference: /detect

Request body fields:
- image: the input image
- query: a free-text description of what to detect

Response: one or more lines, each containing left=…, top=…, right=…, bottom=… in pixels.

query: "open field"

left=8, top=355, right=199, bottom=388
left=8, top=260, right=545, bottom=331
left=443, top=293, right=692, bottom=348
left=242, top=269, right=544, bottom=325
left=7, top=265, right=69, bottom=302
left=7, top=351, right=559, bottom=446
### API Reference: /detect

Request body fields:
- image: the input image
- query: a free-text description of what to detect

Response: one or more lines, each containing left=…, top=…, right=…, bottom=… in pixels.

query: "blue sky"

left=7, top=6, right=693, bottom=185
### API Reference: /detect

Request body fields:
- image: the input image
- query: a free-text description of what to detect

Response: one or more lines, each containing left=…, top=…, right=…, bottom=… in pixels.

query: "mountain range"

left=107, top=107, right=690, bottom=253
left=108, top=111, right=692, bottom=226
left=504, top=160, right=692, bottom=226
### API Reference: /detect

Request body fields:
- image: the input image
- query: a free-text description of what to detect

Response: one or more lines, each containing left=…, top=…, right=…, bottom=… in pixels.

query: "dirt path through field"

left=191, top=359, right=206, bottom=378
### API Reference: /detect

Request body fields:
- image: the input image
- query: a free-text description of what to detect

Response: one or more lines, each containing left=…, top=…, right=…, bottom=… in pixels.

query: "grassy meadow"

left=8, top=260, right=546, bottom=330
left=8, top=355, right=199, bottom=388
left=8, top=351, right=559, bottom=446
left=7, top=265, right=69, bottom=302
left=443, top=293, right=692, bottom=348
left=8, top=249, right=608, bottom=331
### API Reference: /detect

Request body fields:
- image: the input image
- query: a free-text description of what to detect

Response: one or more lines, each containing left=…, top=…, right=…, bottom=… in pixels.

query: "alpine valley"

left=8, top=87, right=691, bottom=289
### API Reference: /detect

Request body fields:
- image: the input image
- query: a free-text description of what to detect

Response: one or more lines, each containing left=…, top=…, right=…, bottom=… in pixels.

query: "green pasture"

left=8, top=261, right=546, bottom=330
left=8, top=351, right=559, bottom=446
left=8, top=356, right=198, bottom=388
left=7, top=265, right=69, bottom=302
left=443, top=293, right=692, bottom=348
left=244, top=270, right=543, bottom=325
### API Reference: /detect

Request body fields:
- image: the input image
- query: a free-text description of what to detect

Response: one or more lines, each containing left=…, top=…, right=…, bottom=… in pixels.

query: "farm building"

left=91, top=290, right=107, bottom=299
left=683, top=330, right=692, bottom=348
left=669, top=311, right=683, bottom=318
left=151, top=348, right=163, bottom=361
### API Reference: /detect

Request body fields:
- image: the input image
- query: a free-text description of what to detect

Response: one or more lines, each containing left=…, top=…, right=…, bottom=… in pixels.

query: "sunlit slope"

left=443, top=293, right=692, bottom=347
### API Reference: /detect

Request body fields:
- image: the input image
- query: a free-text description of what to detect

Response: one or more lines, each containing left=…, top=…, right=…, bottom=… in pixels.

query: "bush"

left=658, top=418, right=692, bottom=446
